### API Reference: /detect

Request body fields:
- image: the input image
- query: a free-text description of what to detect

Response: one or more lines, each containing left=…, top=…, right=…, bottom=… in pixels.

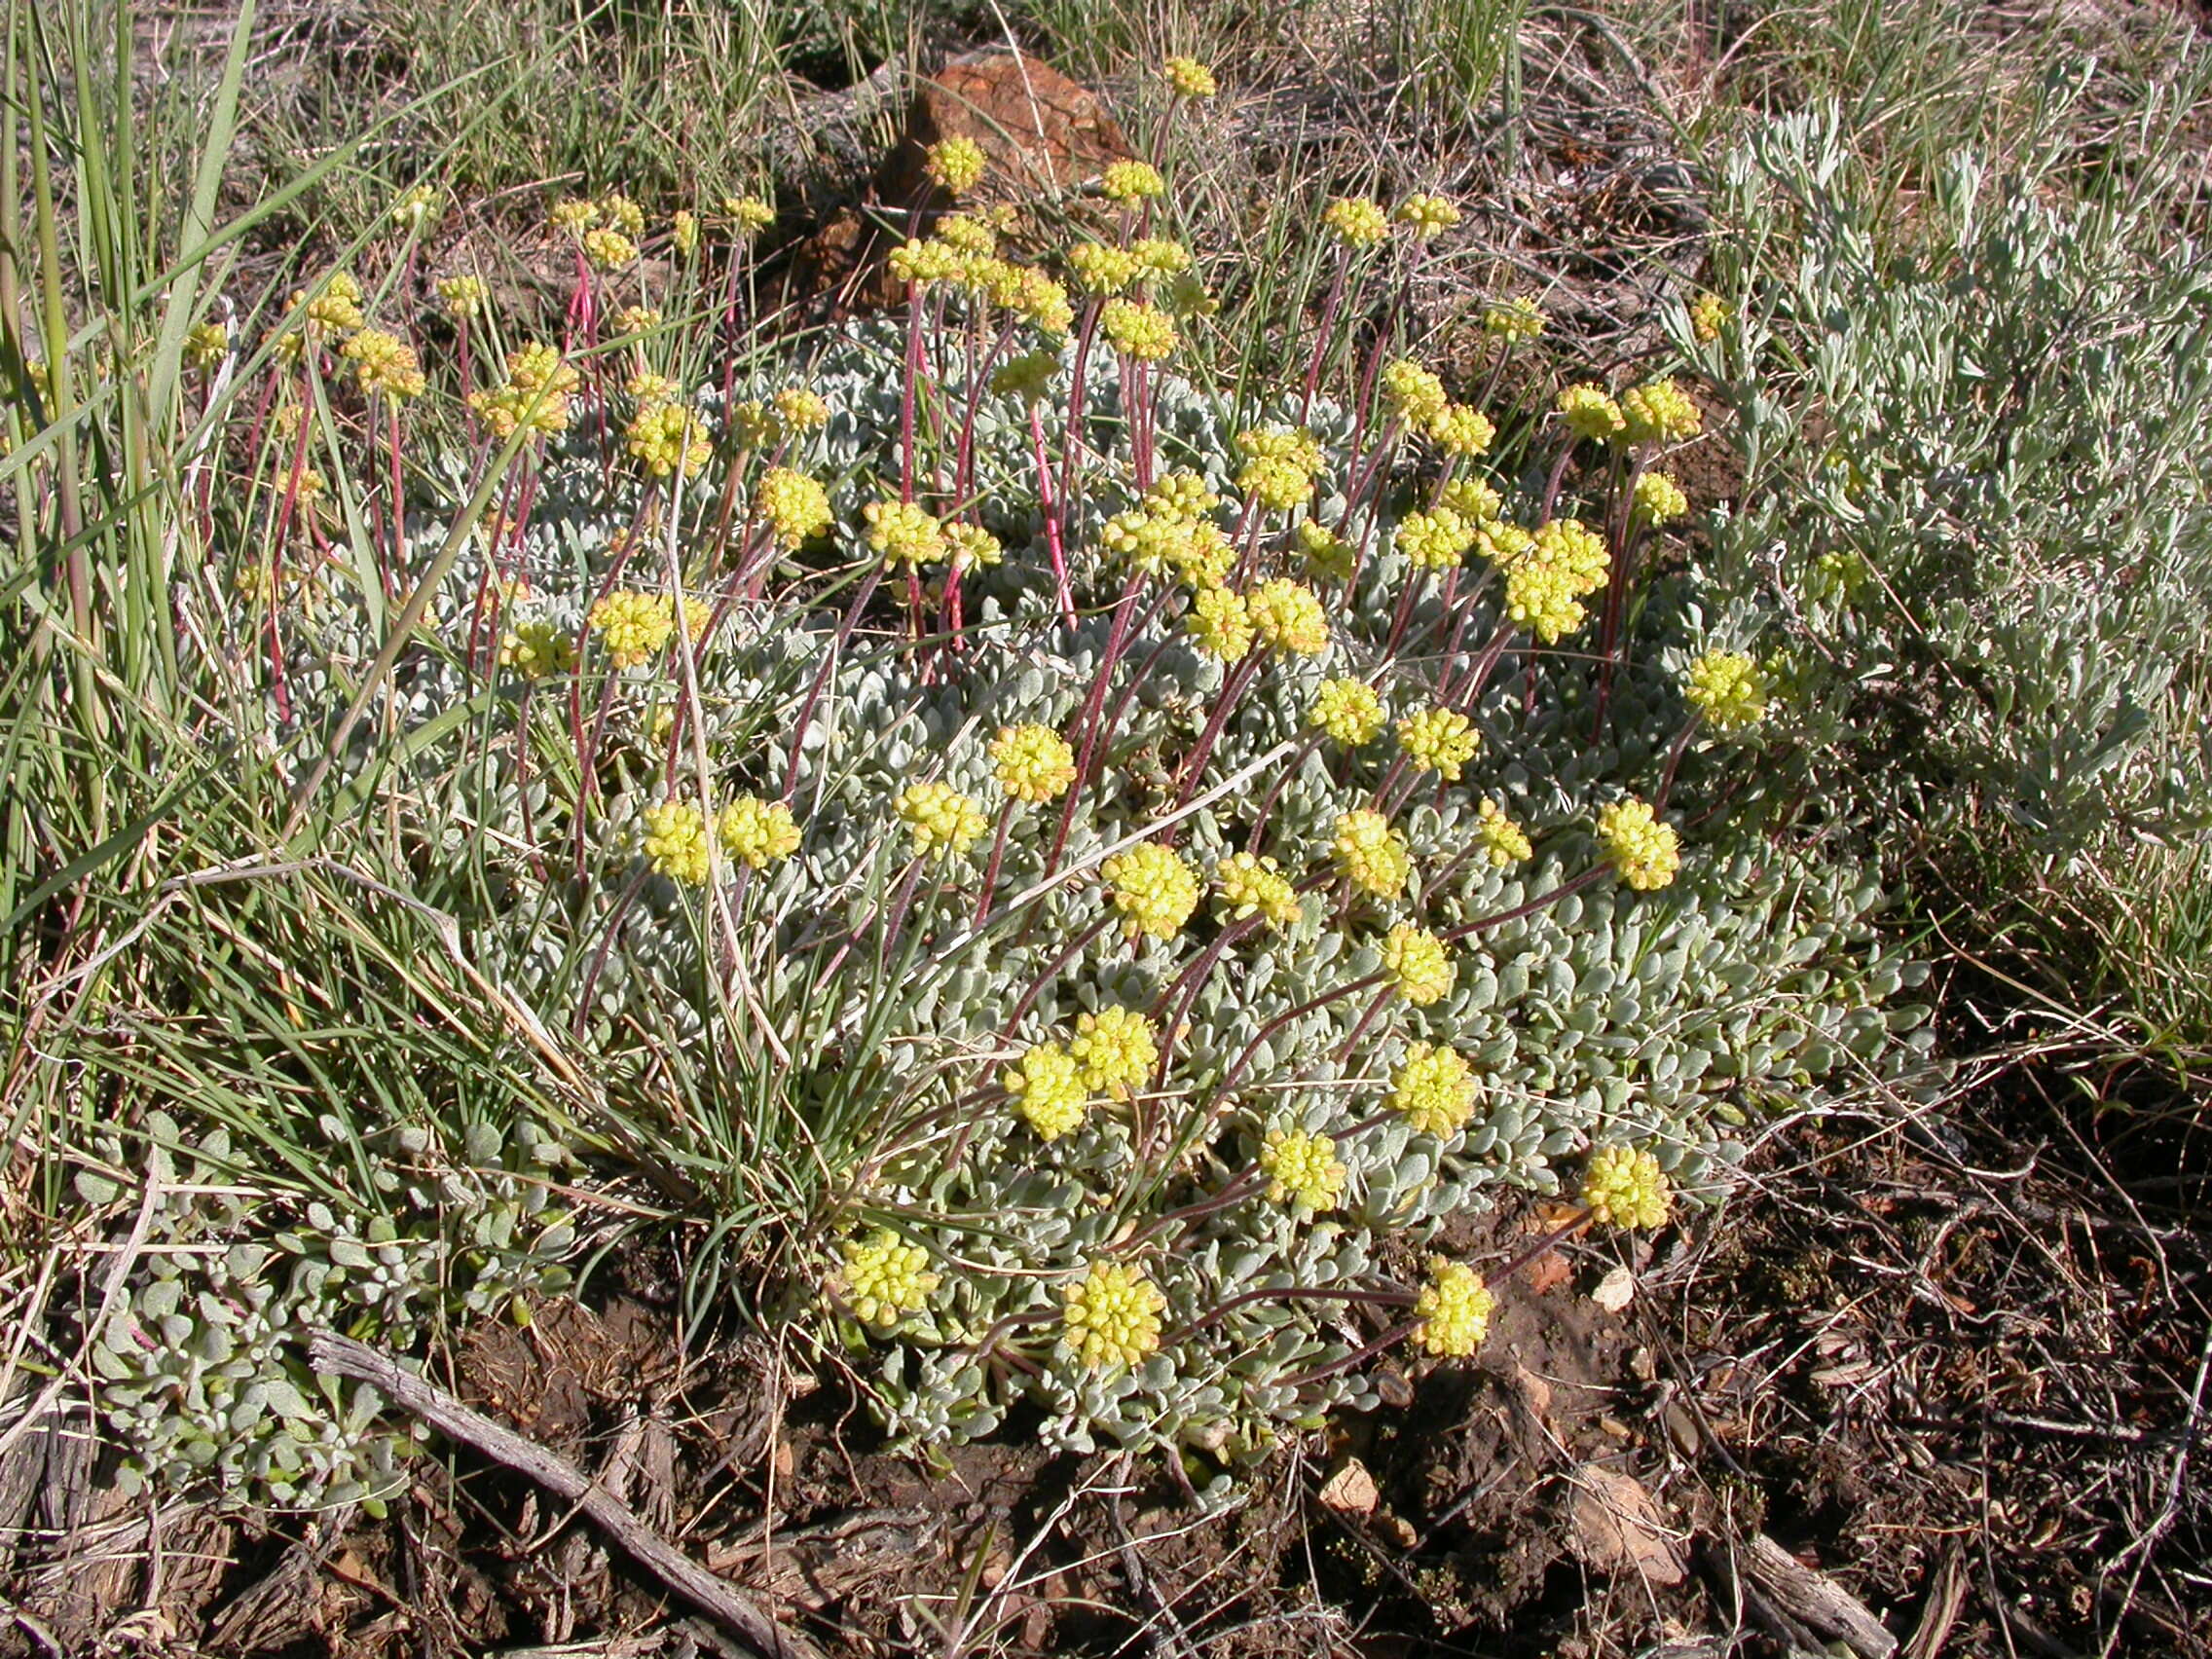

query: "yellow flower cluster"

left=1323, top=196, right=1390, bottom=247
left=470, top=343, right=579, bottom=439
left=590, top=590, right=677, bottom=668
left=841, top=1230, right=939, bottom=1326
left=1619, top=377, right=1702, bottom=443
left=642, top=800, right=714, bottom=884
left=1483, top=297, right=1545, bottom=341
left=1185, top=585, right=1254, bottom=661
left=184, top=321, right=228, bottom=370
left=1380, top=358, right=1448, bottom=424
left=1100, top=298, right=1178, bottom=361
left=1259, top=1126, right=1347, bottom=1211
left=1396, top=705, right=1479, bottom=781
left=672, top=209, right=699, bottom=257
left=718, top=795, right=801, bottom=868
left=1235, top=425, right=1324, bottom=511
left=1393, top=194, right=1461, bottom=238
left=990, top=723, right=1078, bottom=802
left=726, top=197, right=776, bottom=234
left=1068, top=240, right=1142, bottom=295
left=1558, top=383, right=1626, bottom=442
left=1061, top=1260, right=1165, bottom=1371
left=1130, top=237, right=1192, bottom=275
left=1502, top=518, right=1610, bottom=645
left=625, top=402, right=711, bottom=479
left=1683, top=649, right=1769, bottom=731
left=341, top=329, right=426, bottom=402
left=896, top=781, right=989, bottom=858
left=1395, top=507, right=1477, bottom=572
left=1247, top=578, right=1329, bottom=655
left=1690, top=291, right=1728, bottom=342
left=1147, top=471, right=1220, bottom=520
left=433, top=274, right=489, bottom=323
left=581, top=227, right=639, bottom=271
left=1101, top=160, right=1167, bottom=202
left=1103, top=842, right=1202, bottom=940
left=1162, top=55, right=1218, bottom=97
left=628, top=372, right=682, bottom=406
left=1005, top=1041, right=1089, bottom=1141
left=888, top=238, right=964, bottom=286
left=498, top=618, right=575, bottom=681
left=1310, top=678, right=1387, bottom=747
left=612, top=305, right=662, bottom=336
left=1427, top=403, right=1495, bottom=457
left=1068, top=1007, right=1159, bottom=1099
left=937, top=211, right=997, bottom=255
left=1414, top=1260, right=1494, bottom=1356
left=1580, top=1144, right=1673, bottom=1230
left=1298, top=521, right=1354, bottom=581
left=1390, top=1042, right=1477, bottom=1137
left=1382, top=923, right=1455, bottom=1005
left=286, top=272, right=364, bottom=342
left=925, top=136, right=989, bottom=196
left=1474, top=797, right=1532, bottom=866
left=392, top=183, right=441, bottom=229
left=865, top=499, right=948, bottom=570
left=1333, top=810, right=1411, bottom=899
left=1595, top=797, right=1680, bottom=891
left=755, top=467, right=832, bottom=549
left=774, top=387, right=830, bottom=431
left=1215, top=852, right=1301, bottom=929
left=1631, top=471, right=1689, bottom=525
left=946, top=523, right=1003, bottom=572
left=1440, top=477, right=1503, bottom=522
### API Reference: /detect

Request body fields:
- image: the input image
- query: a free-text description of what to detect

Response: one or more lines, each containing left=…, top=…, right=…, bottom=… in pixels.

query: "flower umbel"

left=841, top=1231, right=939, bottom=1327
left=1310, top=679, right=1387, bottom=747
left=1005, top=1043, right=1090, bottom=1142
left=1381, top=924, right=1455, bottom=1006
left=896, top=782, right=989, bottom=859
left=1334, top=811, right=1412, bottom=900
left=718, top=796, right=801, bottom=869
left=1061, top=1261, right=1165, bottom=1371
left=1414, top=1261, right=1494, bottom=1356
left=1683, top=650, right=1769, bottom=731
left=991, top=724, right=1078, bottom=802
left=1595, top=797, right=1680, bottom=891
left=1259, top=1128, right=1348, bottom=1212
left=1103, top=843, right=1202, bottom=940
left=1068, top=1007, right=1160, bottom=1100
left=1580, top=1145, right=1673, bottom=1230
left=1396, top=706, right=1479, bottom=781
left=1390, top=1043, right=1477, bottom=1137
left=1214, top=852, right=1302, bottom=930
left=642, top=801, right=713, bottom=884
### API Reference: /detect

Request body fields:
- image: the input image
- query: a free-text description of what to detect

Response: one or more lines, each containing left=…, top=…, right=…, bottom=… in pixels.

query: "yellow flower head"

left=1439, top=477, right=1503, bottom=523
left=1099, top=298, right=1178, bottom=361
left=1395, top=507, right=1475, bottom=572
left=1129, top=237, right=1193, bottom=276
left=1012, top=268, right=1076, bottom=334
left=718, top=795, right=801, bottom=868
left=581, top=227, right=639, bottom=272
left=436, top=274, right=490, bottom=321
left=625, top=402, right=712, bottom=479
left=888, top=237, right=964, bottom=287
left=1247, top=578, right=1330, bottom=655
left=1483, top=297, right=1546, bottom=341
left=1162, top=55, right=1218, bottom=97
left=1101, top=160, right=1166, bottom=203
left=992, top=349, right=1060, bottom=402
left=991, top=723, right=1078, bottom=803
left=1427, top=403, right=1495, bottom=457
left=726, top=197, right=776, bottom=234
left=1334, top=810, right=1412, bottom=900
left=1474, top=797, right=1532, bottom=866
left=1381, top=923, right=1455, bottom=1005
left=1259, top=1127, right=1347, bottom=1211
left=590, top=590, right=677, bottom=668
left=1069, top=1006, right=1160, bottom=1100
left=840, top=1230, right=939, bottom=1326
left=1690, top=291, right=1728, bottom=343
left=1380, top=359, right=1449, bottom=424
left=1323, top=196, right=1390, bottom=247
left=1067, top=241, right=1143, bottom=296
left=945, top=523, right=1002, bottom=572
left=925, top=136, right=989, bottom=196
left=498, top=618, right=576, bottom=681
left=1185, top=585, right=1254, bottom=661
left=1236, top=455, right=1315, bottom=513
left=341, top=329, right=426, bottom=402
left=551, top=197, right=598, bottom=236
left=1389, top=1042, right=1477, bottom=1137
left=1580, top=1144, right=1674, bottom=1230
left=184, top=321, right=228, bottom=370
left=613, top=305, right=663, bottom=338
left=1618, top=377, right=1703, bottom=444
left=936, top=211, right=997, bottom=256
left=895, top=780, right=988, bottom=859
left=1632, top=470, right=1689, bottom=526
left=774, top=387, right=830, bottom=431
left=1061, top=1260, right=1165, bottom=1371
left=1309, top=678, right=1387, bottom=747
left=598, top=193, right=645, bottom=236
left=755, top=467, right=832, bottom=549
left=1414, top=1260, right=1494, bottom=1356
left=1103, top=842, right=1202, bottom=940
left=642, top=800, right=713, bottom=884
left=1146, top=471, right=1221, bottom=522
left=1396, top=705, right=1479, bottom=781
left=1005, top=1041, right=1089, bottom=1142
left=1298, top=520, right=1355, bottom=582
left=672, top=208, right=699, bottom=257
left=1683, top=649, right=1769, bottom=731
left=1559, top=383, right=1627, bottom=441
left=392, top=182, right=441, bottom=229
left=1214, top=851, right=1301, bottom=930
left=865, top=499, right=948, bottom=570
left=1595, top=796, right=1680, bottom=891
left=1393, top=193, right=1461, bottom=238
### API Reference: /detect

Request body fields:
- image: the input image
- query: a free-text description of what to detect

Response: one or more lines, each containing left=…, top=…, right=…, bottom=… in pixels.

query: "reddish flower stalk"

left=1029, top=404, right=1076, bottom=628
left=1300, top=245, right=1352, bottom=421
left=1041, top=571, right=1149, bottom=882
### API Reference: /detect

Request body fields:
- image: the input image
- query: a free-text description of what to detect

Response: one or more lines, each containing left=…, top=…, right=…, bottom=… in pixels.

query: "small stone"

left=1591, top=1265, right=1637, bottom=1312
left=1318, top=1458, right=1380, bottom=1516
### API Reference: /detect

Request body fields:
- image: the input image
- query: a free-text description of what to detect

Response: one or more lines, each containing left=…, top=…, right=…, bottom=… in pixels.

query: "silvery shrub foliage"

left=83, top=270, right=1936, bottom=1507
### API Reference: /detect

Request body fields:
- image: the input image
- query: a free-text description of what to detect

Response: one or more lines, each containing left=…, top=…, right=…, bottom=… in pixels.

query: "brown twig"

left=307, top=1332, right=821, bottom=1659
